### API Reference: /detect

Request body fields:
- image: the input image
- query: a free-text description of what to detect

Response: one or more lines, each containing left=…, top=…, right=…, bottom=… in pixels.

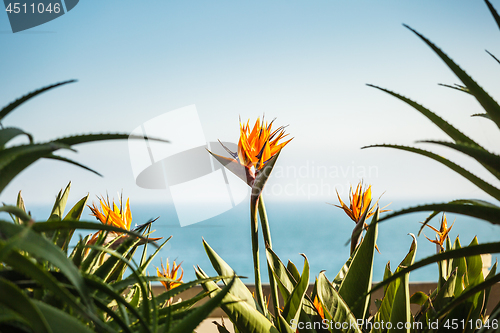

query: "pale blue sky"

left=1, top=0, right=499, bottom=208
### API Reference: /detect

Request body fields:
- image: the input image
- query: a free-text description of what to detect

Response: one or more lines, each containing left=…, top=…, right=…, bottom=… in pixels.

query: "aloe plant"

left=365, top=0, right=500, bottom=237
left=0, top=80, right=143, bottom=196
left=1, top=184, right=235, bottom=332
left=0, top=82, right=229, bottom=332
left=362, top=0, right=500, bottom=331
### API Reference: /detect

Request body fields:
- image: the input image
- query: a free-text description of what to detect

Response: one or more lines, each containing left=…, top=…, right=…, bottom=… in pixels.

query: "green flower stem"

left=250, top=195, right=266, bottom=316
left=258, top=196, right=280, bottom=319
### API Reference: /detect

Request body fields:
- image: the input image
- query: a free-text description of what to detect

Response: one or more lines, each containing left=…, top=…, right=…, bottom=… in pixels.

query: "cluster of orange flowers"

left=156, top=258, right=184, bottom=291
left=237, top=117, right=292, bottom=172
left=335, top=183, right=384, bottom=225
left=423, top=214, right=454, bottom=250
left=86, top=196, right=134, bottom=247
left=87, top=196, right=182, bottom=291
left=335, top=182, right=453, bottom=253
left=78, top=117, right=461, bottom=333
left=84, top=117, right=454, bottom=317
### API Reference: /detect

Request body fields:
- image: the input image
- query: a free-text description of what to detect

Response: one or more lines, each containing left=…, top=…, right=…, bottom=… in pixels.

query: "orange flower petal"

left=236, top=117, right=291, bottom=171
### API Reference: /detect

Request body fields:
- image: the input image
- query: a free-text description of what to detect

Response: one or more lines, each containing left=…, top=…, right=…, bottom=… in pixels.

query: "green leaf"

left=196, top=267, right=280, bottom=333
left=136, top=235, right=172, bottom=276
left=253, top=151, right=280, bottom=198
left=52, top=132, right=168, bottom=146
left=93, top=237, right=139, bottom=282
left=30, top=220, right=158, bottom=246
left=213, top=320, right=232, bottom=333
left=104, top=240, right=140, bottom=284
left=80, top=231, right=107, bottom=273
left=45, top=182, right=72, bottom=241
left=0, top=303, right=30, bottom=328
left=266, top=248, right=297, bottom=304
left=93, top=297, right=133, bottom=333
left=387, top=235, right=416, bottom=333
left=0, top=142, right=73, bottom=171
left=373, top=267, right=398, bottom=332
left=382, top=261, right=392, bottom=293
left=0, top=205, right=32, bottom=224
left=417, top=199, right=496, bottom=236
left=15, top=191, right=27, bottom=225
left=266, top=249, right=317, bottom=321
left=128, top=285, right=141, bottom=309
left=300, top=310, right=322, bottom=333
left=366, top=85, right=479, bottom=147
left=2, top=250, right=103, bottom=326
left=203, top=239, right=259, bottom=310
left=418, top=140, right=500, bottom=180
left=338, top=208, right=379, bottom=320
left=377, top=202, right=500, bottom=227
left=277, top=313, right=295, bottom=333
left=438, top=83, right=471, bottom=95
left=466, top=237, right=485, bottom=285
left=287, top=261, right=301, bottom=283
left=433, top=268, right=457, bottom=310
left=159, top=290, right=211, bottom=316
left=333, top=256, right=353, bottom=289
left=404, top=24, right=500, bottom=129
left=70, top=235, right=88, bottom=268
left=0, top=80, right=76, bottom=122
left=364, top=144, right=500, bottom=201
left=49, top=182, right=71, bottom=221
left=0, top=221, right=92, bottom=307
left=258, top=197, right=280, bottom=318
left=0, top=221, right=31, bottom=263
left=478, top=304, right=500, bottom=333
left=117, top=276, right=223, bottom=306
left=0, top=277, right=51, bottom=333
left=484, top=261, right=497, bottom=309
left=369, top=241, right=500, bottom=296
left=44, top=154, right=101, bottom=177
left=485, top=0, right=500, bottom=32
left=388, top=277, right=410, bottom=333
left=0, top=127, right=33, bottom=149
left=316, top=272, right=362, bottom=333
left=0, top=142, right=74, bottom=195
left=85, top=243, right=152, bottom=323
left=84, top=276, right=150, bottom=332
left=55, top=194, right=89, bottom=253
left=471, top=112, right=492, bottom=119
left=410, top=292, right=428, bottom=306
left=434, top=272, right=500, bottom=320
left=208, top=150, right=252, bottom=186
left=451, top=237, right=468, bottom=295
left=282, top=254, right=309, bottom=324
left=33, top=301, right=95, bottom=333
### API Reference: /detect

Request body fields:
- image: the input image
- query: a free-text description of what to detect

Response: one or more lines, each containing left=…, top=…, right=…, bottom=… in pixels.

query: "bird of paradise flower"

left=86, top=195, right=161, bottom=250
left=208, top=116, right=292, bottom=316
left=156, top=259, right=183, bottom=305
left=333, top=182, right=389, bottom=254
left=210, top=117, right=292, bottom=191
left=157, top=258, right=183, bottom=291
left=422, top=213, right=454, bottom=251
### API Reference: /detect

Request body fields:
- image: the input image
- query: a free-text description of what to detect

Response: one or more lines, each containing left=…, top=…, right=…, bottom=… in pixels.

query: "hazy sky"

left=1, top=0, right=499, bottom=209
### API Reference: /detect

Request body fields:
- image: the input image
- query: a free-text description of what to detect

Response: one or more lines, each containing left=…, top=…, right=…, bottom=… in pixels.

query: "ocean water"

left=25, top=200, right=500, bottom=284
